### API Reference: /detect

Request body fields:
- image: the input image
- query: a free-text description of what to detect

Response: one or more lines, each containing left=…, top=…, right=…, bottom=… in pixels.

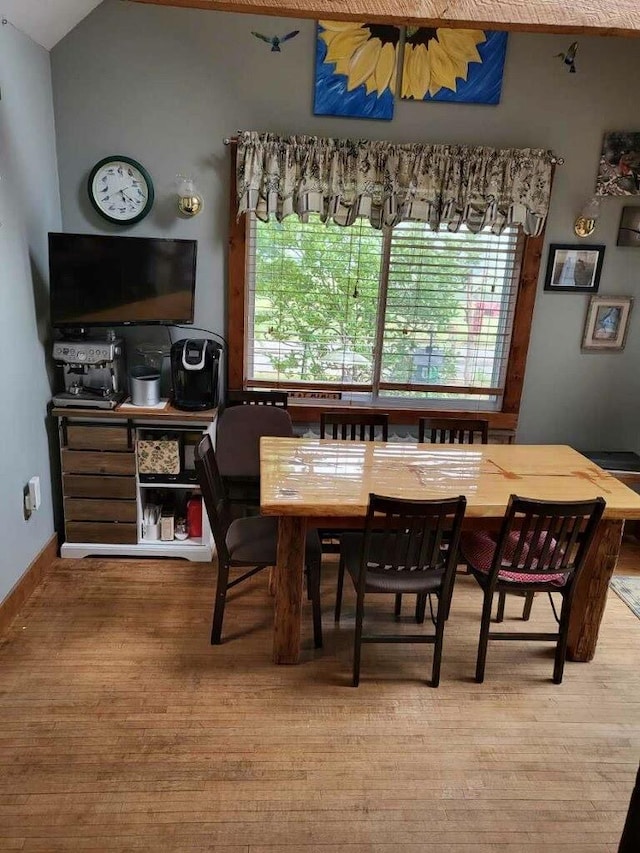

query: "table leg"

left=273, top=516, right=307, bottom=664
left=567, top=518, right=624, bottom=662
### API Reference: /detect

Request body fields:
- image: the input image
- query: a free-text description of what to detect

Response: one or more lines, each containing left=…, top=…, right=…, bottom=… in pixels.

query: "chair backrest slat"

left=490, top=495, right=606, bottom=585
left=320, top=412, right=389, bottom=442
left=419, top=417, right=489, bottom=445
left=358, top=493, right=466, bottom=589
left=195, top=435, right=232, bottom=565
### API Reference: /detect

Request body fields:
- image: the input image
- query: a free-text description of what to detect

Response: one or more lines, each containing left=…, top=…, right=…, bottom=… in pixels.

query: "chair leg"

left=415, top=594, right=427, bottom=624
left=352, top=590, right=365, bottom=687
left=211, top=559, right=231, bottom=645
left=334, top=554, right=346, bottom=623
left=522, top=592, right=535, bottom=621
left=431, top=593, right=447, bottom=688
left=476, top=591, right=494, bottom=683
left=496, top=591, right=506, bottom=623
left=553, top=593, right=572, bottom=684
left=395, top=593, right=403, bottom=618
left=310, top=566, right=323, bottom=650
left=442, top=585, right=454, bottom=621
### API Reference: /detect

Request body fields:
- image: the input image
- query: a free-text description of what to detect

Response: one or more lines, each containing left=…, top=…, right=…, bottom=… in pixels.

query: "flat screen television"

left=49, top=232, right=197, bottom=327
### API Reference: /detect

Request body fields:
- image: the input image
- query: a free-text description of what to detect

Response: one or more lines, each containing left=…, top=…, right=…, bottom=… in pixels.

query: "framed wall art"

left=596, top=131, right=640, bottom=196
left=544, top=244, right=605, bottom=293
left=400, top=28, right=508, bottom=104
left=313, top=21, right=401, bottom=120
left=582, top=295, right=633, bottom=352
left=617, top=206, right=640, bottom=247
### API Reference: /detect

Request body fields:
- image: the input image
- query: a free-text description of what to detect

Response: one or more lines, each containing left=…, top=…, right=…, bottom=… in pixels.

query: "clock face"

left=88, top=156, right=154, bottom=224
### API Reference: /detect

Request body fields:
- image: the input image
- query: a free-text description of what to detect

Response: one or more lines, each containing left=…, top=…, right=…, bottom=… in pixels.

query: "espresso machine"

left=52, top=338, right=126, bottom=409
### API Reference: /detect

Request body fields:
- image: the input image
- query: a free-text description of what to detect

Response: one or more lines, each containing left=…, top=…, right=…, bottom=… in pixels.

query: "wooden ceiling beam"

left=131, top=0, right=640, bottom=38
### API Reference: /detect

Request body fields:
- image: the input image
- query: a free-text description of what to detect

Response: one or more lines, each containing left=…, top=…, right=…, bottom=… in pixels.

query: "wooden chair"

left=195, top=435, right=323, bottom=648
left=226, top=389, right=288, bottom=408
left=320, top=411, right=389, bottom=442
left=336, top=493, right=466, bottom=687
left=216, top=404, right=293, bottom=511
left=414, top=417, right=489, bottom=589
left=418, top=417, right=489, bottom=445
left=460, top=495, right=605, bottom=684
left=319, top=412, right=390, bottom=553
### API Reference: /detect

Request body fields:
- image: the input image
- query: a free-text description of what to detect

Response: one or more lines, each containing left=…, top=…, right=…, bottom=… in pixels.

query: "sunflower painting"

left=401, top=28, right=508, bottom=104
left=313, top=21, right=401, bottom=120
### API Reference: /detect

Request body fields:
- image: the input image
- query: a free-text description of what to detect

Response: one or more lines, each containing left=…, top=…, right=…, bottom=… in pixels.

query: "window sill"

left=287, top=399, right=518, bottom=431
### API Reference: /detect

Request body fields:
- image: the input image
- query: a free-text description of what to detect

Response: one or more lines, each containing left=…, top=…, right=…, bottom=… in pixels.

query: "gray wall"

left=51, top=1, right=640, bottom=449
left=0, top=23, right=61, bottom=602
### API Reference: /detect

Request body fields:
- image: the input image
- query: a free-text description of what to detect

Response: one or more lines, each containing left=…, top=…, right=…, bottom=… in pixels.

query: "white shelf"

left=138, top=481, right=199, bottom=489
left=139, top=536, right=204, bottom=547
left=60, top=541, right=212, bottom=562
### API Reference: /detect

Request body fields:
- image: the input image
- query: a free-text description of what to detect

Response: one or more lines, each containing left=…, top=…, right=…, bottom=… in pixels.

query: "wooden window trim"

left=227, top=142, right=548, bottom=430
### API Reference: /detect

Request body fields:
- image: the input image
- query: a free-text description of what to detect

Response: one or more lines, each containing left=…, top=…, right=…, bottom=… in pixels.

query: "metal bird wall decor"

left=252, top=30, right=300, bottom=52
left=555, top=41, right=579, bottom=73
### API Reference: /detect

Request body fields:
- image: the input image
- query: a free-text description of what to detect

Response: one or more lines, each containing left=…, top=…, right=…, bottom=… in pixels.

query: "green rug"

left=610, top=576, right=640, bottom=619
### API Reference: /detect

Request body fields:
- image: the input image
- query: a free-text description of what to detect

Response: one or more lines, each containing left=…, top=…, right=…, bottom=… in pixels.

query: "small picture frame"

left=582, top=295, right=633, bottom=352
left=544, top=244, right=605, bottom=293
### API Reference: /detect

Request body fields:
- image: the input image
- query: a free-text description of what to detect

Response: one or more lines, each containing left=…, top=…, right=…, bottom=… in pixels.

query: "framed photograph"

left=544, top=244, right=605, bottom=293
left=617, top=206, right=640, bottom=247
left=582, top=296, right=633, bottom=352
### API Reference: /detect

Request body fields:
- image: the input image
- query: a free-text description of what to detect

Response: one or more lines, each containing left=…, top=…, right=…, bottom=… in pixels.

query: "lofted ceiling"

left=1, top=0, right=103, bottom=50
left=3, top=0, right=640, bottom=51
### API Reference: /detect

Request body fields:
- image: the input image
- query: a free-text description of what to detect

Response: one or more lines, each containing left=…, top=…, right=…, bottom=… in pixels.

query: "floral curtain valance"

left=236, top=131, right=555, bottom=236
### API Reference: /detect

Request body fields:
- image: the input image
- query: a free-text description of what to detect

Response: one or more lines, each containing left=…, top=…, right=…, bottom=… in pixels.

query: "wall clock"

left=87, top=155, right=154, bottom=225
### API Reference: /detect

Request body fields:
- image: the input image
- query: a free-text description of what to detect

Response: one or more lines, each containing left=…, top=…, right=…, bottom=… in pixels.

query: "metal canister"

left=129, top=366, right=161, bottom=406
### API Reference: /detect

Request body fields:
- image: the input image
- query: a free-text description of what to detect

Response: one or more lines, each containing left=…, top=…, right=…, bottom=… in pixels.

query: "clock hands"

left=102, top=184, right=142, bottom=205
left=121, top=187, right=142, bottom=205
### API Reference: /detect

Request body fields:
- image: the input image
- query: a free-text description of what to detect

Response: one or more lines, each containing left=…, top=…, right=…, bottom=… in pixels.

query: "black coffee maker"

left=170, top=339, right=222, bottom=410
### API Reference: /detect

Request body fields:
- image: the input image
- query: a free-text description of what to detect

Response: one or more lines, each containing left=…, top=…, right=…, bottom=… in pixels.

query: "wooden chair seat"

left=461, top=530, right=567, bottom=586
left=226, top=515, right=320, bottom=565
left=340, top=532, right=445, bottom=594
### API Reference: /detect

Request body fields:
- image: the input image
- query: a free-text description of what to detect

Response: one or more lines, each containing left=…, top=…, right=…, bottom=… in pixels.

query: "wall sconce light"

left=574, top=196, right=601, bottom=237
left=176, top=174, right=203, bottom=217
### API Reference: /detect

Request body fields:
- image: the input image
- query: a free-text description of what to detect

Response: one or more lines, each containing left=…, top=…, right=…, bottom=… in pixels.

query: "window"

left=243, top=214, right=524, bottom=411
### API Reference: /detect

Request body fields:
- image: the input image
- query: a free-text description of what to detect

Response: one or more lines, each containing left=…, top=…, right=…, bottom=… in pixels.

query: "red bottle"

left=187, top=496, right=202, bottom=538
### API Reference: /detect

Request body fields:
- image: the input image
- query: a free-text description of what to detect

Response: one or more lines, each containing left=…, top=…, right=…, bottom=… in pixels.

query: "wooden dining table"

left=260, top=438, right=640, bottom=664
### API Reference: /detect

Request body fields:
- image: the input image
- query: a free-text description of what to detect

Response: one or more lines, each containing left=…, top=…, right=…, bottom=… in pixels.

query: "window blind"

left=245, top=214, right=523, bottom=408
left=379, top=223, right=523, bottom=402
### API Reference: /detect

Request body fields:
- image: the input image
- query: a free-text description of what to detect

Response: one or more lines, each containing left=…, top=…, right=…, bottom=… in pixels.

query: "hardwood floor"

left=0, top=541, right=639, bottom=851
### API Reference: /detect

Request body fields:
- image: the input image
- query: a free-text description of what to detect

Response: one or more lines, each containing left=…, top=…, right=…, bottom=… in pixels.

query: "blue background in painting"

left=313, top=24, right=395, bottom=121
left=422, top=31, right=508, bottom=104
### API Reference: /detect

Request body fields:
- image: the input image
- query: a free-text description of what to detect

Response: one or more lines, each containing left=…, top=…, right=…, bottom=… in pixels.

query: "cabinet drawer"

left=61, top=449, right=135, bottom=476
left=65, top=498, right=137, bottom=523
left=65, top=425, right=131, bottom=451
left=63, top=474, right=136, bottom=500
left=65, top=521, right=137, bottom=544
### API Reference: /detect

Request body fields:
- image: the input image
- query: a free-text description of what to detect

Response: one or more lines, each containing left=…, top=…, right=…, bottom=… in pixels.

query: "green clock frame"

left=87, top=155, right=155, bottom=226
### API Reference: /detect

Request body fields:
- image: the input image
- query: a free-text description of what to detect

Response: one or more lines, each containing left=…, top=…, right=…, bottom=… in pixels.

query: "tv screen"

left=49, top=233, right=197, bottom=327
